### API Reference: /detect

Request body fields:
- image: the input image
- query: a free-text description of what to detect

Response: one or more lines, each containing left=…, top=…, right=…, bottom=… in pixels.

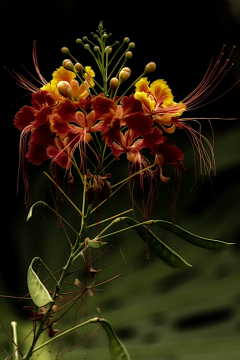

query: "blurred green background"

left=1, top=0, right=240, bottom=359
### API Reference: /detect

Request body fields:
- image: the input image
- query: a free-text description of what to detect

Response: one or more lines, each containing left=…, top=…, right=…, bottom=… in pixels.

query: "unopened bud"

left=125, top=51, right=132, bottom=60
left=128, top=42, right=135, bottom=49
left=61, top=47, right=70, bottom=55
left=105, top=46, right=112, bottom=54
left=124, top=37, right=130, bottom=43
left=145, top=62, right=156, bottom=74
left=57, top=81, right=72, bottom=98
left=115, top=41, right=120, bottom=46
left=62, top=59, right=70, bottom=67
left=94, top=46, right=100, bottom=52
left=93, top=34, right=98, bottom=39
left=98, top=21, right=103, bottom=31
left=83, top=36, right=88, bottom=41
left=75, top=63, right=83, bottom=73
left=110, top=77, right=119, bottom=90
left=63, top=60, right=74, bottom=71
left=119, top=67, right=131, bottom=81
left=84, top=44, right=90, bottom=49
left=76, top=38, right=82, bottom=44
left=103, top=33, right=108, bottom=39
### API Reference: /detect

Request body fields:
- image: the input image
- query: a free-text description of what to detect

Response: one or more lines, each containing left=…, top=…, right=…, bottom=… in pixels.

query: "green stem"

left=37, top=258, right=58, bottom=284
left=85, top=208, right=133, bottom=229
left=11, top=321, right=19, bottom=360
left=43, top=172, right=84, bottom=218
left=32, top=317, right=99, bottom=353
left=94, top=219, right=154, bottom=241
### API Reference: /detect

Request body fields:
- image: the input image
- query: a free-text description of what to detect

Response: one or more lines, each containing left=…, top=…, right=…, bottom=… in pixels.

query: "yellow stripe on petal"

left=134, top=91, right=155, bottom=113
left=149, top=79, right=173, bottom=107
left=135, top=77, right=150, bottom=93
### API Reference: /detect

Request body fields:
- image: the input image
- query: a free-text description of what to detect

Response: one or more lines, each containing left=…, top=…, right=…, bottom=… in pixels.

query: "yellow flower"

left=41, top=66, right=95, bottom=101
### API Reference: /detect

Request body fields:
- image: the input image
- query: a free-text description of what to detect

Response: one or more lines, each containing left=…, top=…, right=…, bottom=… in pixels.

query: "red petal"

left=47, top=146, right=71, bottom=169
left=54, top=99, right=78, bottom=123
left=26, top=123, right=55, bottom=165
left=156, top=143, right=185, bottom=168
left=142, top=126, right=166, bottom=152
left=31, top=90, right=56, bottom=110
left=14, top=106, right=36, bottom=130
left=125, top=113, right=153, bottom=140
left=121, top=94, right=144, bottom=116
left=91, top=95, right=118, bottom=121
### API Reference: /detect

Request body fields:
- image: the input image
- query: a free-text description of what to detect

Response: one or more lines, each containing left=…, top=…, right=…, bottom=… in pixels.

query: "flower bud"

left=128, top=42, right=135, bottom=49
left=124, top=37, right=130, bottom=43
left=57, top=81, right=72, bottom=98
left=84, top=44, right=90, bottom=49
left=145, top=62, right=156, bottom=74
left=61, top=47, right=70, bottom=55
left=105, top=46, right=112, bottom=55
left=76, top=38, right=82, bottom=44
left=74, top=62, right=83, bottom=73
left=62, top=59, right=70, bottom=67
left=125, top=51, right=133, bottom=60
left=110, top=77, right=119, bottom=90
left=63, top=60, right=74, bottom=71
left=83, top=36, right=88, bottom=41
left=94, top=46, right=100, bottom=52
left=103, top=33, right=108, bottom=39
left=115, top=41, right=120, bottom=45
left=119, top=67, right=131, bottom=81
left=98, top=21, right=103, bottom=30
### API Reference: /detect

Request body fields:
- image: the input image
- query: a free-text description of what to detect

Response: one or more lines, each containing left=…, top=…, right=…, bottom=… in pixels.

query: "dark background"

left=1, top=0, right=240, bottom=359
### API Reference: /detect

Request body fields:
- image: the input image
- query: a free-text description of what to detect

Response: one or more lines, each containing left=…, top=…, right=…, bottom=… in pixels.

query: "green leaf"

left=27, top=257, right=54, bottom=307
left=26, top=201, right=43, bottom=222
left=88, top=239, right=108, bottom=248
left=100, top=318, right=131, bottom=360
left=153, top=220, right=235, bottom=250
left=121, top=217, right=192, bottom=268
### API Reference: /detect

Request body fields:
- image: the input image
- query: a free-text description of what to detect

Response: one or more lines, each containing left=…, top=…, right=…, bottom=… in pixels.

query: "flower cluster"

left=11, top=22, right=237, bottom=214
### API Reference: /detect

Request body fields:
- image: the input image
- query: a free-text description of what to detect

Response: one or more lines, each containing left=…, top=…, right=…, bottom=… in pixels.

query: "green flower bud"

left=57, top=81, right=72, bottom=98
left=128, top=42, right=135, bottom=49
left=105, top=46, right=112, bottom=55
left=85, top=44, right=90, bottom=49
left=61, top=47, right=70, bottom=55
left=63, top=60, right=74, bottom=71
left=125, top=51, right=133, bottom=60
left=83, top=36, right=88, bottom=41
left=110, top=77, right=119, bottom=90
left=115, top=41, right=120, bottom=46
left=75, top=63, right=83, bottom=73
left=145, top=62, right=156, bottom=73
left=76, top=38, right=82, bottom=44
left=103, top=33, right=108, bottom=39
left=94, top=46, right=100, bottom=52
left=124, top=37, right=130, bottom=43
left=98, top=21, right=103, bottom=30
left=119, top=67, right=131, bottom=81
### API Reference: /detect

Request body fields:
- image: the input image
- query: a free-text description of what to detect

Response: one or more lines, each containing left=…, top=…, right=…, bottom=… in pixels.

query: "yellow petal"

left=84, top=66, right=95, bottom=87
left=135, top=77, right=150, bottom=93
left=134, top=91, right=155, bottom=113
left=50, top=66, right=76, bottom=85
left=149, top=79, right=173, bottom=107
